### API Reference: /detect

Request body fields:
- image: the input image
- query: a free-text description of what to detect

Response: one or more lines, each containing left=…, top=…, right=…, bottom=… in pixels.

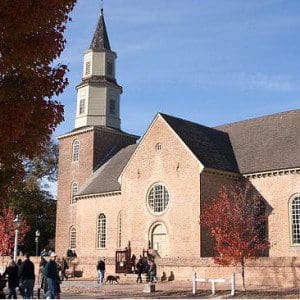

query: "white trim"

left=96, top=213, right=107, bottom=249
left=71, top=181, right=78, bottom=204
left=75, top=191, right=121, bottom=200
left=58, top=126, right=138, bottom=140
left=72, top=139, right=80, bottom=162
left=146, top=183, right=170, bottom=216
left=203, top=168, right=241, bottom=178
left=244, top=167, right=300, bottom=179
left=59, top=127, right=94, bottom=140
left=117, top=211, right=123, bottom=249
left=69, top=226, right=76, bottom=249
left=289, top=194, right=300, bottom=246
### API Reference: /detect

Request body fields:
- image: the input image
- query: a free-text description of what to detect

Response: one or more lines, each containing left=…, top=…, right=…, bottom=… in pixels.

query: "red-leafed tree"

left=0, top=0, right=77, bottom=207
left=0, top=208, right=30, bottom=257
left=200, top=180, right=270, bottom=290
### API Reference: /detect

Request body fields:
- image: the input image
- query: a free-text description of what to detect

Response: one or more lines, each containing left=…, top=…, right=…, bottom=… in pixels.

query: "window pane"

left=97, top=214, right=106, bottom=248
left=71, top=182, right=78, bottom=204
left=70, top=227, right=76, bottom=249
left=73, top=141, right=79, bottom=161
left=292, top=196, right=300, bottom=244
left=79, top=99, right=85, bottom=114
left=148, top=184, right=169, bottom=213
left=85, top=61, right=91, bottom=75
left=117, top=211, right=122, bottom=248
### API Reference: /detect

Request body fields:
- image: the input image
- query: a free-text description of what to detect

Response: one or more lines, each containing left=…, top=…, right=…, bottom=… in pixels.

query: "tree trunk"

left=241, top=258, right=246, bottom=291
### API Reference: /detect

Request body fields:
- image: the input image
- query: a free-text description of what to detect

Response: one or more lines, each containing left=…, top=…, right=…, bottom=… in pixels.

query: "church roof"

left=76, top=110, right=299, bottom=197
left=160, top=113, right=240, bottom=173
left=215, top=109, right=300, bottom=174
left=77, top=144, right=137, bottom=196
left=161, top=109, right=299, bottom=175
left=89, top=9, right=111, bottom=51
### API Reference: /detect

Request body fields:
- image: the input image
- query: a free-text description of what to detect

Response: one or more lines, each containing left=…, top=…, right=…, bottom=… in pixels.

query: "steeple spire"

left=75, top=4, right=122, bottom=130
left=89, top=6, right=111, bottom=51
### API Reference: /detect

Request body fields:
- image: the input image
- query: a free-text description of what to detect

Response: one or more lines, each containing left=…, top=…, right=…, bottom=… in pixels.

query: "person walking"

left=4, top=259, right=19, bottom=299
left=148, top=260, right=157, bottom=283
left=18, top=253, right=35, bottom=299
left=43, top=252, right=59, bottom=299
left=96, top=258, right=105, bottom=284
left=38, top=256, right=47, bottom=299
left=60, top=257, right=68, bottom=281
left=136, top=256, right=144, bottom=283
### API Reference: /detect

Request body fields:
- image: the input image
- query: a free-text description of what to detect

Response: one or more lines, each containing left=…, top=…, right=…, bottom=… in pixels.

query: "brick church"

left=55, top=9, right=300, bottom=285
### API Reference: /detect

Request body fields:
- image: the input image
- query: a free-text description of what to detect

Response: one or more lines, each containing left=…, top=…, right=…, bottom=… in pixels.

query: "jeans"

left=45, top=277, right=58, bottom=299
left=8, top=287, right=17, bottom=299
left=136, top=272, right=142, bottom=283
left=97, top=270, right=105, bottom=284
left=149, top=272, right=157, bottom=283
left=22, top=279, right=35, bottom=299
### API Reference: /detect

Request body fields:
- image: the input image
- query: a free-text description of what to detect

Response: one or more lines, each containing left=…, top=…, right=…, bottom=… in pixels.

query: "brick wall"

left=121, top=115, right=202, bottom=258
left=56, top=130, right=95, bottom=257
left=55, top=127, right=137, bottom=257
left=249, top=173, right=300, bottom=257
left=58, top=255, right=300, bottom=289
left=200, top=171, right=240, bottom=257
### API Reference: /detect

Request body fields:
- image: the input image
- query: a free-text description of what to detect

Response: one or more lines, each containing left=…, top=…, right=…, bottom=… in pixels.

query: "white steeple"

left=75, top=8, right=122, bottom=129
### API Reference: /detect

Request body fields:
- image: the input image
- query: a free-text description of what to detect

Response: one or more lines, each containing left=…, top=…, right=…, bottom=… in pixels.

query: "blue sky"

left=56, top=0, right=300, bottom=138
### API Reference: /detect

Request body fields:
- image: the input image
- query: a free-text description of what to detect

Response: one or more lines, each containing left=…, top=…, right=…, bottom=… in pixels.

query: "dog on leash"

left=106, top=275, right=120, bottom=284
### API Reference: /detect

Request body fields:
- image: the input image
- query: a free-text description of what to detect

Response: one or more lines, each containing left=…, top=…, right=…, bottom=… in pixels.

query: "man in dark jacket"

left=18, top=253, right=35, bottom=299
left=44, top=252, right=59, bottom=299
left=96, top=258, right=105, bottom=284
left=4, top=259, right=19, bottom=299
left=136, top=256, right=144, bottom=283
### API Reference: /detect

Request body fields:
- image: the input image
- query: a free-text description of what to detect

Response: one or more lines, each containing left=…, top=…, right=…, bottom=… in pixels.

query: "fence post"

left=192, top=273, right=197, bottom=294
left=211, top=280, right=216, bottom=295
left=231, top=273, right=235, bottom=296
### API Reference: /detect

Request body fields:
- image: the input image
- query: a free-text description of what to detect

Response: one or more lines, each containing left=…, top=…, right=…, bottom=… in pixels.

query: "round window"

left=147, top=184, right=169, bottom=213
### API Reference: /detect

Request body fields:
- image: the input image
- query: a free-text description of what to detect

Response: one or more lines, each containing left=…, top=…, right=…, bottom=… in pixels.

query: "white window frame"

left=71, top=182, right=78, bottom=204
left=290, top=195, right=300, bottom=245
left=79, top=99, right=85, bottom=115
left=117, top=211, right=123, bottom=248
left=97, top=213, right=106, bottom=249
left=147, top=184, right=170, bottom=215
left=72, top=140, right=80, bottom=162
left=85, top=61, right=91, bottom=76
left=70, top=226, right=76, bottom=249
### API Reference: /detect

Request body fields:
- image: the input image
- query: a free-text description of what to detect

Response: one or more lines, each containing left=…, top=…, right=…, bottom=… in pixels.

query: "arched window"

left=291, top=196, right=300, bottom=244
left=72, top=140, right=80, bottom=161
left=147, top=184, right=169, bottom=214
left=97, top=213, right=106, bottom=249
left=151, top=223, right=167, bottom=257
left=71, top=182, right=78, bottom=204
left=117, top=211, right=123, bottom=248
left=70, top=226, right=76, bottom=249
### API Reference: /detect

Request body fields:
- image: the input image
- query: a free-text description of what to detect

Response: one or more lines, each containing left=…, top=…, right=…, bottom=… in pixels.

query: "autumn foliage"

left=200, top=180, right=270, bottom=289
left=0, top=0, right=76, bottom=206
left=0, top=208, right=30, bottom=256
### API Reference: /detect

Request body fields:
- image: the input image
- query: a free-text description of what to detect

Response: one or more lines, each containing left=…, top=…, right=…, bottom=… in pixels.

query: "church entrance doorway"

left=151, top=223, right=167, bottom=257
